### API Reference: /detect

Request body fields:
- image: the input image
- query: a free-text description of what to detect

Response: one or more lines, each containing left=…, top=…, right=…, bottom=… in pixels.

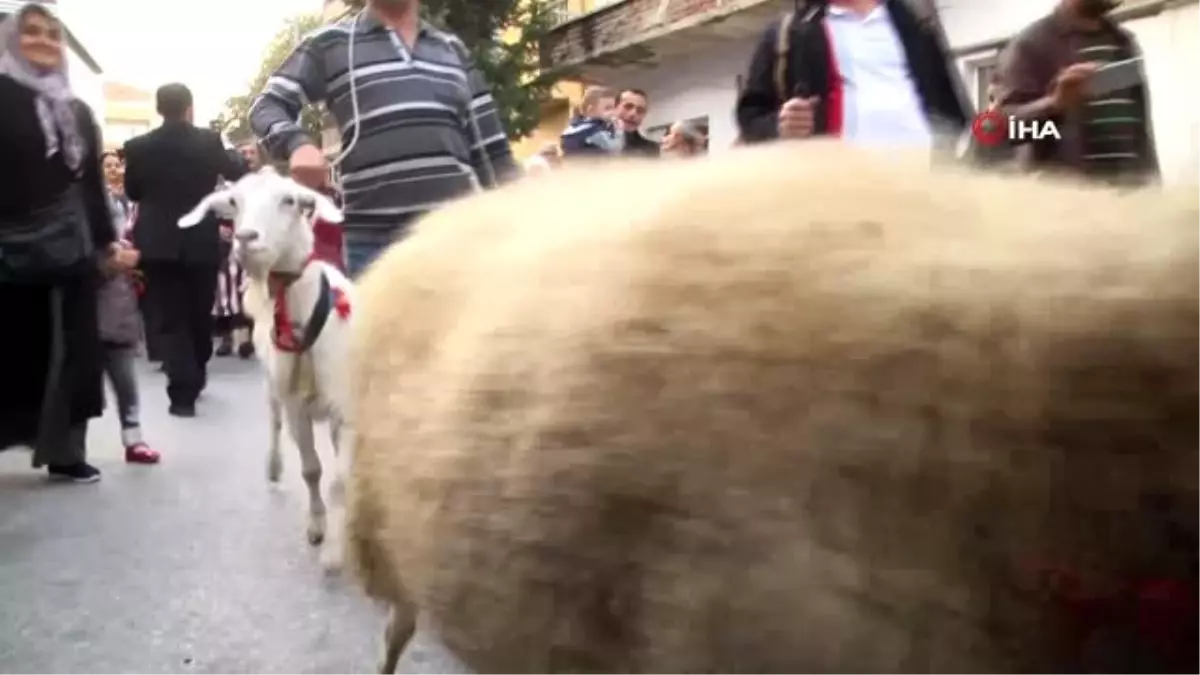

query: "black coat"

left=123, top=122, right=246, bottom=265
left=736, top=0, right=970, bottom=145
left=0, top=75, right=115, bottom=455
left=622, top=130, right=661, bottom=158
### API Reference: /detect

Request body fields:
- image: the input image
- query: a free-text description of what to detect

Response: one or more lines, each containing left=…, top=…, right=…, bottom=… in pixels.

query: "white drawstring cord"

left=326, top=10, right=364, bottom=192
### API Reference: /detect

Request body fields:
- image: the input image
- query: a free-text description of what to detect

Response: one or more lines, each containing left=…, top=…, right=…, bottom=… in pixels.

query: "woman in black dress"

left=0, top=2, right=139, bottom=482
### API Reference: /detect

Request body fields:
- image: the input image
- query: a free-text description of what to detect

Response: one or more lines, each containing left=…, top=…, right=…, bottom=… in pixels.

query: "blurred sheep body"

left=180, top=169, right=355, bottom=557
left=347, top=143, right=1198, bottom=673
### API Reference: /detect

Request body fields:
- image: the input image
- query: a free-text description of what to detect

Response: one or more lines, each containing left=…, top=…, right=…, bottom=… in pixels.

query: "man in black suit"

left=123, top=83, right=247, bottom=417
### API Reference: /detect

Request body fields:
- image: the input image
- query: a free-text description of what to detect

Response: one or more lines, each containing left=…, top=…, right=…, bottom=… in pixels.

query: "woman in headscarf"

left=0, top=2, right=139, bottom=482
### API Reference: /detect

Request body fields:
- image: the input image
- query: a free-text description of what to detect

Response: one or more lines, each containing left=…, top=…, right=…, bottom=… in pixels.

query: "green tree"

left=212, top=12, right=326, bottom=145
left=338, top=0, right=561, bottom=139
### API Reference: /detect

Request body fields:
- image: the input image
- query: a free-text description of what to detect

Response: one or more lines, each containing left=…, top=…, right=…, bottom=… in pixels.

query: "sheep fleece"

left=347, top=144, right=1198, bottom=673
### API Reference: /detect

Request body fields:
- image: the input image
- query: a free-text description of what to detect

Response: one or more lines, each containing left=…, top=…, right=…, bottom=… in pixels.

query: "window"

left=973, top=60, right=997, bottom=111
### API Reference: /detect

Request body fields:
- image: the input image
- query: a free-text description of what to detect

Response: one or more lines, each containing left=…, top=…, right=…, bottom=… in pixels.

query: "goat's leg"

left=266, top=391, right=284, bottom=483
left=285, top=401, right=326, bottom=546
left=328, top=416, right=346, bottom=505
left=380, top=602, right=416, bottom=674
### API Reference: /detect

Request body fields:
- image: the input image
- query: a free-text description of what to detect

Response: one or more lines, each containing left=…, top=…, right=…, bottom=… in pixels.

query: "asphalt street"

left=0, top=355, right=460, bottom=674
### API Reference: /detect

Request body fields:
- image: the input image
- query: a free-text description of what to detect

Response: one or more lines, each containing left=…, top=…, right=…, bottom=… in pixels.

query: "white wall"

left=1126, top=3, right=1200, bottom=182
left=619, top=40, right=755, bottom=153
left=67, top=48, right=104, bottom=118
left=939, top=0, right=1053, bottom=51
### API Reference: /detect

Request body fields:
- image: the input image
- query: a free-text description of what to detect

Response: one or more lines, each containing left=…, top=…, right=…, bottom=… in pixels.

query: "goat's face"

left=177, top=168, right=343, bottom=272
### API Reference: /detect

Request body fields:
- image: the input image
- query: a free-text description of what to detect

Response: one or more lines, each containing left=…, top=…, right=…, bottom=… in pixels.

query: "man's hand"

left=1048, top=62, right=1098, bottom=112
left=289, top=144, right=328, bottom=189
left=778, top=96, right=819, bottom=139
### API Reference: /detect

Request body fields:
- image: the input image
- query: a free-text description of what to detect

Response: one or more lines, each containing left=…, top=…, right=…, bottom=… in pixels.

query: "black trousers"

left=142, top=262, right=218, bottom=406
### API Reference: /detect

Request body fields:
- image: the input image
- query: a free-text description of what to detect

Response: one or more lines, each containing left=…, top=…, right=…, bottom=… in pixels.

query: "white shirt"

left=825, top=2, right=933, bottom=150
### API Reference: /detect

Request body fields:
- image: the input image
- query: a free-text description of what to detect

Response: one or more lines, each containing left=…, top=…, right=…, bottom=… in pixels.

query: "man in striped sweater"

left=249, top=0, right=519, bottom=277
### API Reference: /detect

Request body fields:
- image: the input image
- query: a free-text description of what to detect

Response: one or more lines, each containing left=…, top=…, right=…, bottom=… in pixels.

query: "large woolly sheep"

left=347, top=143, right=1198, bottom=674
left=180, top=168, right=354, bottom=557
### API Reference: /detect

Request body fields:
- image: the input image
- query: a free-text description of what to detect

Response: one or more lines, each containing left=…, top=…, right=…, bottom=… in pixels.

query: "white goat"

left=179, top=168, right=355, bottom=555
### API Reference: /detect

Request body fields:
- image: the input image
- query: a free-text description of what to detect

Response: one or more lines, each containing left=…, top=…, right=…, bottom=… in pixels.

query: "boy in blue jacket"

left=560, top=86, right=623, bottom=158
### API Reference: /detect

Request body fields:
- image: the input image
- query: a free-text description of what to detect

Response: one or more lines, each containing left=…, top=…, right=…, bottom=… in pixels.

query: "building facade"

left=101, top=81, right=157, bottom=151
left=0, top=0, right=104, bottom=115
left=542, top=0, right=1200, bottom=182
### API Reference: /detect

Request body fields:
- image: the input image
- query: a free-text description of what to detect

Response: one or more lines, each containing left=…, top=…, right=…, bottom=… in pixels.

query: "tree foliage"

left=332, top=0, right=561, bottom=139
left=210, top=13, right=326, bottom=145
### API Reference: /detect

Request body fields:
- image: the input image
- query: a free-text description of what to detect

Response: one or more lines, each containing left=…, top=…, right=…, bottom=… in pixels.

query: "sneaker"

left=169, top=403, right=196, bottom=418
left=125, top=443, right=161, bottom=464
left=47, top=462, right=101, bottom=483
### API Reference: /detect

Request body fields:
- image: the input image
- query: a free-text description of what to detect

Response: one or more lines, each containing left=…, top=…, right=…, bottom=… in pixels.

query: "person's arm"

left=249, top=35, right=327, bottom=161
left=994, top=35, right=1059, bottom=129
left=453, top=40, right=519, bottom=187
left=121, top=140, right=142, bottom=202
left=217, top=141, right=249, bottom=182
left=735, top=20, right=786, bottom=144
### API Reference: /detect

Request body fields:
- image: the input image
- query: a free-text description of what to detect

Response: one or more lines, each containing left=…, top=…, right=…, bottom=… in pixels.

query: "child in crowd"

left=98, top=152, right=160, bottom=464
left=560, top=86, right=624, bottom=158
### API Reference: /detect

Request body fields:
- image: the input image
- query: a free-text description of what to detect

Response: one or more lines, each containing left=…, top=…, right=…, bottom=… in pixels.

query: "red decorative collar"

left=268, top=255, right=350, bottom=353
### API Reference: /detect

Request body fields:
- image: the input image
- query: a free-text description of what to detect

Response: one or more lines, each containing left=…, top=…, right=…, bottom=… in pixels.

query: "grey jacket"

left=96, top=190, right=141, bottom=345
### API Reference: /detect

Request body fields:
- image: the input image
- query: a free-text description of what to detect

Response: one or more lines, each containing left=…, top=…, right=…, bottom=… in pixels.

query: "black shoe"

left=215, top=341, right=233, bottom=357
left=47, top=462, right=102, bottom=483
left=169, top=403, right=196, bottom=418
left=237, top=342, right=255, bottom=359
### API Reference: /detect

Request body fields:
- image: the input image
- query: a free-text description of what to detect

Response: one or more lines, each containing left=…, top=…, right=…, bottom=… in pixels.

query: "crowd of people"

left=0, top=0, right=1163, bottom=485
left=0, top=0, right=1180, bottom=667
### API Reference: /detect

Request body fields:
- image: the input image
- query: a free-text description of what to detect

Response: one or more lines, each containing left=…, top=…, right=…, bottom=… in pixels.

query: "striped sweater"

left=249, top=10, right=518, bottom=246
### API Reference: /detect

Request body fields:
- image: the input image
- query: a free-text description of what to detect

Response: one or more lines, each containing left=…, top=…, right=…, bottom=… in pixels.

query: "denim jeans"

left=344, top=225, right=414, bottom=279
left=101, top=344, right=142, bottom=446
left=344, top=239, right=387, bottom=280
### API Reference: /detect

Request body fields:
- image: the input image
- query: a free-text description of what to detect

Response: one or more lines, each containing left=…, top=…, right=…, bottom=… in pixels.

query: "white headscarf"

left=0, top=2, right=83, bottom=172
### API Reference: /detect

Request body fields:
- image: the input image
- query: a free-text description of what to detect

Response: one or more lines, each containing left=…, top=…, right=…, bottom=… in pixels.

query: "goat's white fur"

left=179, top=168, right=354, bottom=565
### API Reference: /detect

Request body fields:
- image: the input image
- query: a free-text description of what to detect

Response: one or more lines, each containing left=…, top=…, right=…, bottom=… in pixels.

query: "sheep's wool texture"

left=347, top=143, right=1198, bottom=673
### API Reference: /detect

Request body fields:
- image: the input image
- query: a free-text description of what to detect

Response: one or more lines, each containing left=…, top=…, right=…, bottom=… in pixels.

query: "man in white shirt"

left=736, top=0, right=970, bottom=152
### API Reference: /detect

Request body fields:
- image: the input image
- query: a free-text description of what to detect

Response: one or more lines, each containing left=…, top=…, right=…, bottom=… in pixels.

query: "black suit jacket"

left=123, top=122, right=246, bottom=265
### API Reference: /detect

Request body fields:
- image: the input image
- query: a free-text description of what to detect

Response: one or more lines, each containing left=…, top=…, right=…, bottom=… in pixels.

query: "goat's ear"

left=178, top=189, right=235, bottom=228
left=296, top=186, right=344, bottom=224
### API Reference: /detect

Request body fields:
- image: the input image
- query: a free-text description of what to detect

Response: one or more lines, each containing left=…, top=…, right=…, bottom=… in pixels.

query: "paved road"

left=0, top=356, right=395, bottom=673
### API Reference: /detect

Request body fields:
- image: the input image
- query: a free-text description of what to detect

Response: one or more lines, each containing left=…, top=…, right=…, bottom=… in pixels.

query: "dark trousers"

left=140, top=293, right=166, bottom=361
left=142, top=262, right=218, bottom=406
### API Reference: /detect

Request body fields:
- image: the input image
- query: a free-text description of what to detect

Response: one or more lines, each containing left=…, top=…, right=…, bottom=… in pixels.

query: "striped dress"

left=212, top=222, right=247, bottom=323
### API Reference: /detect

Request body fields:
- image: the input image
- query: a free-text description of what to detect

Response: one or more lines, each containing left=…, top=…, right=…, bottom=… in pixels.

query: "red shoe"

left=125, top=443, right=161, bottom=464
